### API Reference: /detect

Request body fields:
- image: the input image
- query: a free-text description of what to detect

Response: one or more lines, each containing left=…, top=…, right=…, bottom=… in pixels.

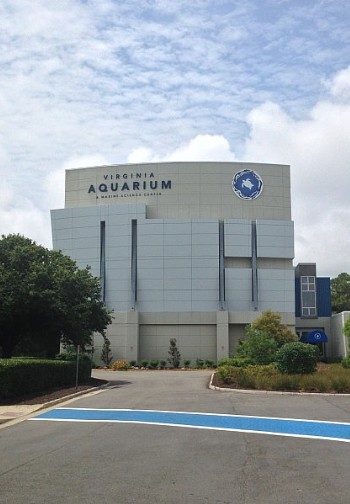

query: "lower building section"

left=93, top=310, right=295, bottom=365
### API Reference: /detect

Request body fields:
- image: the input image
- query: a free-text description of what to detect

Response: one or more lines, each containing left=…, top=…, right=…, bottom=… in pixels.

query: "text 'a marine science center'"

left=51, top=162, right=337, bottom=364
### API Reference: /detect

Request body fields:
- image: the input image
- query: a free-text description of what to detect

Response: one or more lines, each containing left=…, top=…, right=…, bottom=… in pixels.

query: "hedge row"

left=0, top=358, right=92, bottom=400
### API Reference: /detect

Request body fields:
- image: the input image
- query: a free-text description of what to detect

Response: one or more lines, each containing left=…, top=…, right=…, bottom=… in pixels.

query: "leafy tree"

left=331, top=273, right=350, bottom=313
left=236, top=329, right=278, bottom=365
left=0, top=234, right=112, bottom=358
left=168, top=338, right=181, bottom=368
left=249, top=310, right=296, bottom=347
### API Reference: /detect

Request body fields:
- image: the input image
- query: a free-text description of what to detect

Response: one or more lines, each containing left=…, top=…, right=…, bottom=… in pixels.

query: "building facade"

left=51, top=161, right=331, bottom=363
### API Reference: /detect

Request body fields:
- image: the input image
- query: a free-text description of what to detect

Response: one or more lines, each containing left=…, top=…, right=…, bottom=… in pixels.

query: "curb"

left=34, top=381, right=111, bottom=412
left=208, top=373, right=350, bottom=397
left=0, top=382, right=111, bottom=429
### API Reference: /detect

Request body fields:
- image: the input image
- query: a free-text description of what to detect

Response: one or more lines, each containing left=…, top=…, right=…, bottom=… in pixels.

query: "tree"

left=236, top=329, right=278, bottom=365
left=331, top=273, right=350, bottom=313
left=168, top=338, right=181, bottom=368
left=101, top=337, right=113, bottom=367
left=0, top=234, right=112, bottom=358
left=248, top=310, right=297, bottom=347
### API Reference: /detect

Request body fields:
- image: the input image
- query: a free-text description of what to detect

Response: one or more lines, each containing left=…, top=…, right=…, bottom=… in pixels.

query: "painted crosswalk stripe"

left=30, top=408, right=350, bottom=443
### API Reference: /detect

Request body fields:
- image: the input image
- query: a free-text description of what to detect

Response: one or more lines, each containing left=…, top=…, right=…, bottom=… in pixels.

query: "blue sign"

left=300, top=330, right=328, bottom=344
left=232, top=169, right=263, bottom=200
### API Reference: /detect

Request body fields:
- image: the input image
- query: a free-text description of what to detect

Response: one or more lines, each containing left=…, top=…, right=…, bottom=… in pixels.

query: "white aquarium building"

left=51, top=161, right=331, bottom=363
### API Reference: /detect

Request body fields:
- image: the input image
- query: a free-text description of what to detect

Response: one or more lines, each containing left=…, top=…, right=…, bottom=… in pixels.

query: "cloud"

left=243, top=66, right=350, bottom=276
left=127, top=134, right=235, bottom=163
left=127, top=67, right=350, bottom=277
left=329, top=66, right=350, bottom=101
left=0, top=0, right=349, bottom=277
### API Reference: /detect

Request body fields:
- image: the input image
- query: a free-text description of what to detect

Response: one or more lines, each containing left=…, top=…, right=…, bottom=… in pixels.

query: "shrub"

left=140, top=360, right=149, bottom=368
left=276, top=342, right=319, bottom=374
left=158, top=360, right=167, bottom=369
left=0, top=358, right=91, bottom=400
left=148, top=360, right=159, bottom=369
left=129, top=360, right=137, bottom=367
left=249, top=310, right=297, bottom=347
left=218, top=357, right=235, bottom=367
left=236, top=330, right=278, bottom=365
left=195, top=358, right=204, bottom=369
left=205, top=360, right=215, bottom=368
left=342, top=356, right=350, bottom=369
left=168, top=339, right=181, bottom=368
left=111, top=359, right=130, bottom=371
left=218, top=365, right=240, bottom=384
left=183, top=360, right=191, bottom=368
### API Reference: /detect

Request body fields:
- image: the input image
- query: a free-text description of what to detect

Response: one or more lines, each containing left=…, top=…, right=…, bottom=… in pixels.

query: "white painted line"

left=29, top=417, right=350, bottom=443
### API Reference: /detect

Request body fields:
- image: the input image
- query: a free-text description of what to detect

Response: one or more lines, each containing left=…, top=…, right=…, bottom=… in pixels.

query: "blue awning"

left=300, top=330, right=328, bottom=344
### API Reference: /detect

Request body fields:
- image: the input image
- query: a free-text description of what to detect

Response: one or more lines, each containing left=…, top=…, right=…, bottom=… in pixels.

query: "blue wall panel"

left=317, top=277, right=332, bottom=317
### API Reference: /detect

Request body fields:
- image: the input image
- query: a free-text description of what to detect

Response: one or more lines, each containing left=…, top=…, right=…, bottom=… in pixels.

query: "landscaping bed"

left=214, top=363, right=350, bottom=393
left=0, top=377, right=107, bottom=405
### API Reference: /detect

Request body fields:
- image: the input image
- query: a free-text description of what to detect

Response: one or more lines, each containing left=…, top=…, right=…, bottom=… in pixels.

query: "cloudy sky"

left=1, top=0, right=350, bottom=276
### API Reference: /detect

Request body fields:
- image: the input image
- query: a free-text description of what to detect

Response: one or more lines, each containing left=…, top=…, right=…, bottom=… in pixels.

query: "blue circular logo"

left=232, top=169, right=263, bottom=200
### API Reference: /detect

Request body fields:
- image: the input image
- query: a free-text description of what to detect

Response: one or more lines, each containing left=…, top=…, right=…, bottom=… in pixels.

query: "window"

left=300, top=276, right=317, bottom=317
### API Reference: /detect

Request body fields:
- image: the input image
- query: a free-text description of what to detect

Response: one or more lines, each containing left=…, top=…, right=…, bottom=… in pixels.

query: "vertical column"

left=100, top=220, right=106, bottom=303
left=251, top=220, right=258, bottom=311
left=216, top=310, right=229, bottom=361
left=131, top=219, right=137, bottom=309
left=218, top=220, right=226, bottom=310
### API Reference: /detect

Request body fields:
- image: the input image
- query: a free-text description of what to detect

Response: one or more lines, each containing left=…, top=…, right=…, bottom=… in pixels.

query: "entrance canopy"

left=300, top=330, right=328, bottom=344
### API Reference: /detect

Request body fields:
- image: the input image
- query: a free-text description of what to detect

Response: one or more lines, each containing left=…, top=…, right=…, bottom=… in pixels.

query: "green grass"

left=217, top=363, right=350, bottom=393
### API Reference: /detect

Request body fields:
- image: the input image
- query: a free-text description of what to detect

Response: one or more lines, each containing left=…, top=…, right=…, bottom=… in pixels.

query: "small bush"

left=129, top=360, right=137, bottom=367
left=140, top=360, right=149, bottom=368
left=195, top=358, right=204, bottom=369
left=217, top=357, right=235, bottom=367
left=342, top=356, right=350, bottom=369
left=205, top=360, right=215, bottom=368
left=111, top=359, right=130, bottom=371
left=276, top=342, right=319, bottom=374
left=218, top=365, right=241, bottom=384
left=158, top=360, right=167, bottom=369
left=148, top=360, right=159, bottom=369
left=183, top=360, right=191, bottom=368
left=236, top=330, right=278, bottom=365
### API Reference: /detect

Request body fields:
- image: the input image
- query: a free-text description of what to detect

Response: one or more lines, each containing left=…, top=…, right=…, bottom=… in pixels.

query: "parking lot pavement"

left=0, top=370, right=349, bottom=504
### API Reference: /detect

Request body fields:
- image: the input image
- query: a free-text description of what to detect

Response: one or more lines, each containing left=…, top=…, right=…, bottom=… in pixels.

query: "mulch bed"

left=0, top=378, right=108, bottom=406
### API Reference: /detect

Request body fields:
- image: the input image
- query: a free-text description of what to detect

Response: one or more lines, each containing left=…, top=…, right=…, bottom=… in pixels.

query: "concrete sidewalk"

left=0, top=379, right=110, bottom=426
left=0, top=404, right=44, bottom=424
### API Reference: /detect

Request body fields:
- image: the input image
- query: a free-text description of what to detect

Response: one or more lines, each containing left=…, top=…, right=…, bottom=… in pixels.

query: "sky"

left=1, top=0, right=350, bottom=277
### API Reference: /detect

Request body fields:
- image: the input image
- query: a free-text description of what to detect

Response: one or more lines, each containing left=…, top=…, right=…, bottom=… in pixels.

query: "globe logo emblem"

left=314, top=333, right=321, bottom=340
left=232, top=169, right=263, bottom=200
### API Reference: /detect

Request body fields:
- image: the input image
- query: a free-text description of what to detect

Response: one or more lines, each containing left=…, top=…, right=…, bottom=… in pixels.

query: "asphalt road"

left=0, top=370, right=349, bottom=504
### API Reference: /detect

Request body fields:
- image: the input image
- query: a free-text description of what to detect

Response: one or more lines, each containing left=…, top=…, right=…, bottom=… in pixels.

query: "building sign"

left=87, top=171, right=172, bottom=199
left=232, top=169, right=263, bottom=200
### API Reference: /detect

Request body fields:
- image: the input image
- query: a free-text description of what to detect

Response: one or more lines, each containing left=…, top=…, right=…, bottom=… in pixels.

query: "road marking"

left=30, top=408, right=350, bottom=443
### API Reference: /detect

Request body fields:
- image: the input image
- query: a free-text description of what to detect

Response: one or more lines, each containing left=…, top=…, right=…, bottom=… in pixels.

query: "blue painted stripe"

left=32, top=408, right=350, bottom=443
